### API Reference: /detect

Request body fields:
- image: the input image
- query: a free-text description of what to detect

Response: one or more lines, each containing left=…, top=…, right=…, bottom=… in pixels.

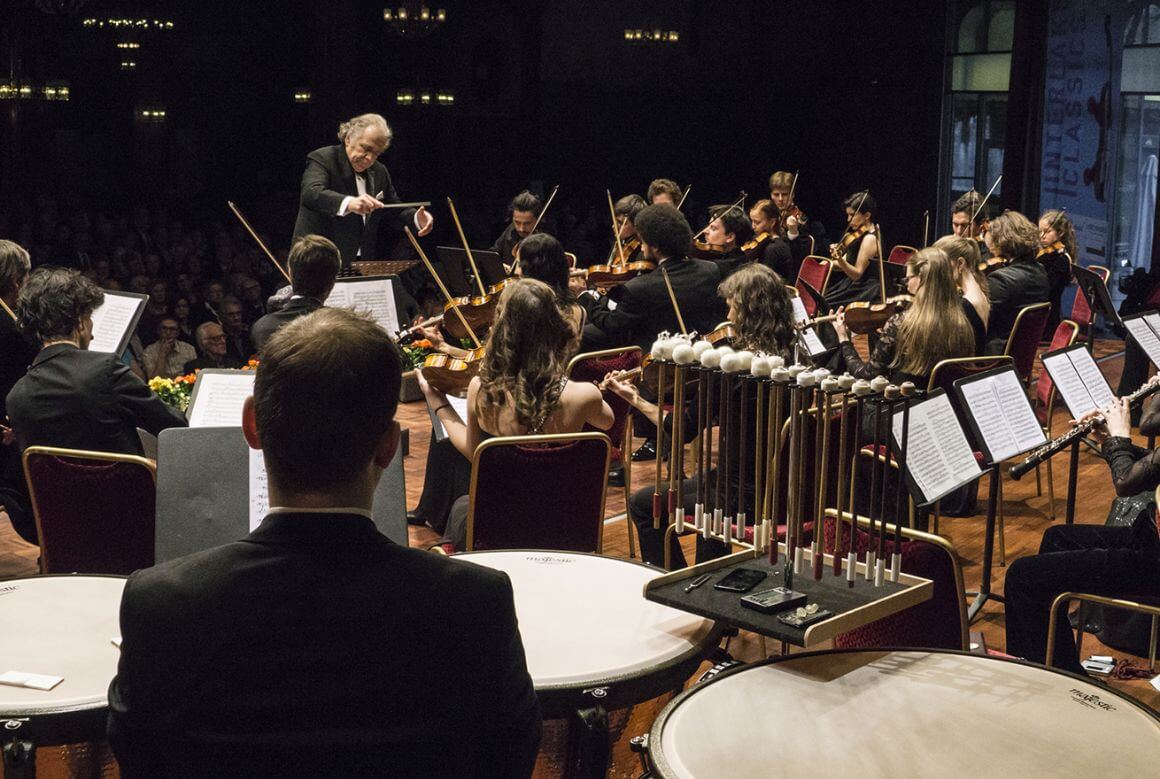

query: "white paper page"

left=187, top=372, right=255, bottom=428
left=1125, top=318, right=1160, bottom=368
left=326, top=278, right=400, bottom=336
left=429, top=394, right=469, bottom=442
left=1041, top=351, right=1094, bottom=418
left=800, top=327, right=826, bottom=356
left=993, top=370, right=1047, bottom=454
left=87, top=293, right=143, bottom=354
left=248, top=448, right=268, bottom=531
left=1144, top=312, right=1160, bottom=339
left=960, top=372, right=1045, bottom=461
left=1068, top=349, right=1114, bottom=410
left=791, top=296, right=810, bottom=324
left=892, top=393, right=982, bottom=504
left=958, top=380, right=1016, bottom=461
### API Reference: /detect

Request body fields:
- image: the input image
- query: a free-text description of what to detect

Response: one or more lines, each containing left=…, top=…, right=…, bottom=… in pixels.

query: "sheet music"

left=187, top=371, right=255, bottom=427
left=1125, top=317, right=1160, bottom=369
left=958, top=370, right=1046, bottom=462
left=326, top=278, right=400, bottom=336
left=428, top=394, right=470, bottom=443
left=1041, top=347, right=1113, bottom=418
left=790, top=297, right=826, bottom=356
left=87, top=293, right=143, bottom=354
left=248, top=447, right=268, bottom=531
left=791, top=296, right=810, bottom=325
left=892, top=393, right=982, bottom=505
left=1145, top=312, right=1160, bottom=340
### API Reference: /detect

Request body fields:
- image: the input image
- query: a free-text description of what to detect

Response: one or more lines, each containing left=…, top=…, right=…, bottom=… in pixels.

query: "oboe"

left=1010, top=379, right=1160, bottom=480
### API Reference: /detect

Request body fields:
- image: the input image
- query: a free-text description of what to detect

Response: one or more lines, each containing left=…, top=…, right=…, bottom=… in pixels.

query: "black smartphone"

left=713, top=568, right=767, bottom=593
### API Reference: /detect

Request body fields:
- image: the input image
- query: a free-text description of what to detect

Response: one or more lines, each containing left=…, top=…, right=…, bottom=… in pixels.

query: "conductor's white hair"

left=337, top=113, right=391, bottom=143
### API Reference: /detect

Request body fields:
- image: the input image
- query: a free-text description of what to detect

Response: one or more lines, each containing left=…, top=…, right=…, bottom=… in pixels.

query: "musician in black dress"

left=749, top=199, right=795, bottom=281
left=292, top=114, right=433, bottom=266
left=1037, top=209, right=1077, bottom=335
left=824, top=191, right=881, bottom=309
left=1005, top=390, right=1160, bottom=675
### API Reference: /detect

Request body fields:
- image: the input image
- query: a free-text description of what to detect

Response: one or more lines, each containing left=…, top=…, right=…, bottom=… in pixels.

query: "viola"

left=978, top=255, right=1010, bottom=275
left=829, top=224, right=870, bottom=262
left=689, top=239, right=728, bottom=260
left=704, top=322, right=736, bottom=347
left=1036, top=240, right=1066, bottom=260
left=807, top=295, right=914, bottom=335
left=741, top=232, right=772, bottom=261
left=420, top=347, right=485, bottom=396
left=580, top=260, right=656, bottom=288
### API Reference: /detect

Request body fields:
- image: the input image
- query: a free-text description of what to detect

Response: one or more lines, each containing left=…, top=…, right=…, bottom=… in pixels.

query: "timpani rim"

left=452, top=549, right=723, bottom=694
left=646, top=646, right=1160, bottom=778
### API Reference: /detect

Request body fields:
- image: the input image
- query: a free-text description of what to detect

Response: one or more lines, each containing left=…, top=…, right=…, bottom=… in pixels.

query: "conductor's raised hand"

left=415, top=206, right=435, bottom=236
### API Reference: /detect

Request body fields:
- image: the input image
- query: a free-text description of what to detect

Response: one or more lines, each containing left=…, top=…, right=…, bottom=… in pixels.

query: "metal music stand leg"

left=967, top=465, right=1005, bottom=623
left=1066, top=438, right=1080, bottom=525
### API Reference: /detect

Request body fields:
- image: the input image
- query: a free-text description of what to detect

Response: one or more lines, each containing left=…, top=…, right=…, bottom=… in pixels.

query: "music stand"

left=1072, top=264, right=1120, bottom=350
left=351, top=260, right=419, bottom=277
left=432, top=246, right=479, bottom=297
left=797, top=280, right=825, bottom=314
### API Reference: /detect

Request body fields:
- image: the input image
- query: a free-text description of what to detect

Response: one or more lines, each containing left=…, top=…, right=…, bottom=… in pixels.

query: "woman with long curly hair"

left=835, top=247, right=975, bottom=387
left=1038, top=208, right=1077, bottom=333
left=605, top=263, right=795, bottom=569
left=418, top=278, right=613, bottom=549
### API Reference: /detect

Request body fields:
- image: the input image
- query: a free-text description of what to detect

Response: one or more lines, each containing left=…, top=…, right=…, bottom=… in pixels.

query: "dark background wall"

left=1, top=0, right=950, bottom=253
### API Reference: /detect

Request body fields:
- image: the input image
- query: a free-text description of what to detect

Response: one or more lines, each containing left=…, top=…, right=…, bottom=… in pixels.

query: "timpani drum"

left=0, top=575, right=125, bottom=774
left=648, top=648, right=1160, bottom=778
left=456, top=550, right=721, bottom=717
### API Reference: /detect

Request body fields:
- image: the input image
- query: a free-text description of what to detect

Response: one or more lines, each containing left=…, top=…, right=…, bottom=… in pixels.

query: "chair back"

left=22, top=446, right=157, bottom=574
left=795, top=256, right=832, bottom=316
left=1069, top=265, right=1111, bottom=330
left=926, top=355, right=1014, bottom=395
left=887, top=245, right=917, bottom=266
left=567, top=347, right=642, bottom=460
left=466, top=432, right=612, bottom=553
left=1003, top=302, right=1051, bottom=382
left=823, top=513, right=969, bottom=651
left=1034, top=320, right=1080, bottom=424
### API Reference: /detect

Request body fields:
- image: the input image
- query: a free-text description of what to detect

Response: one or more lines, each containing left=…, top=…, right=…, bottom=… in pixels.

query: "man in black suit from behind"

left=108, top=307, right=542, bottom=777
left=250, top=234, right=340, bottom=354
left=292, top=113, right=434, bottom=266
left=6, top=267, right=187, bottom=459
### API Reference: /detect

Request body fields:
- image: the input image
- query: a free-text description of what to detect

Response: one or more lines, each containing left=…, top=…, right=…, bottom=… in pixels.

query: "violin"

left=420, top=347, right=485, bottom=396
left=1036, top=240, right=1066, bottom=259
left=689, top=239, right=728, bottom=259
left=579, top=260, right=656, bottom=288
left=704, top=322, right=736, bottom=347
left=741, top=232, right=772, bottom=261
left=829, top=224, right=870, bottom=261
left=807, top=294, right=914, bottom=335
left=779, top=203, right=808, bottom=230
left=978, top=255, right=1010, bottom=275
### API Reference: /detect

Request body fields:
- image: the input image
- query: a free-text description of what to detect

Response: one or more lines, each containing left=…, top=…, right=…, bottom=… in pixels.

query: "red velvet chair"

left=464, top=432, right=612, bottom=553
left=22, top=446, right=157, bottom=574
left=1031, top=320, right=1080, bottom=520
left=887, top=245, right=917, bottom=266
left=820, top=512, right=969, bottom=651
left=567, top=346, right=643, bottom=556
left=795, top=256, right=832, bottom=317
left=1003, top=302, right=1051, bottom=387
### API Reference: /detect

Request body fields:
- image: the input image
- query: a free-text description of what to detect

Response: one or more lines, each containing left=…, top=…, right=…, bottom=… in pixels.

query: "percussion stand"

left=967, top=464, right=1004, bottom=622
left=3, top=731, right=36, bottom=779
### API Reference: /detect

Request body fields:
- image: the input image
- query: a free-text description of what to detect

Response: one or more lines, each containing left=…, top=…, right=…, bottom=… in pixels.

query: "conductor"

left=292, top=113, right=434, bottom=266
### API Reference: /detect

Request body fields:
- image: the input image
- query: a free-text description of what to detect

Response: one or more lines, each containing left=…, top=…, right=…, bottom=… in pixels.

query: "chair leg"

left=1034, top=463, right=1042, bottom=497
left=997, top=474, right=1006, bottom=567
left=933, top=500, right=941, bottom=537
left=624, top=430, right=636, bottom=559
left=1046, top=453, right=1056, bottom=522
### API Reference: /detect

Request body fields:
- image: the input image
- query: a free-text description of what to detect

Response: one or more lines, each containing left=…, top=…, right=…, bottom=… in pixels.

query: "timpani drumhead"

left=0, top=576, right=125, bottom=717
left=651, top=649, right=1160, bottom=778
left=458, top=551, right=716, bottom=690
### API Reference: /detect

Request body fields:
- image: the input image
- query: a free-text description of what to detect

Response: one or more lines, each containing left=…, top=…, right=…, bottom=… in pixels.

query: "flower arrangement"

left=148, top=373, right=197, bottom=412
left=401, top=339, right=434, bottom=371
left=243, top=359, right=260, bottom=370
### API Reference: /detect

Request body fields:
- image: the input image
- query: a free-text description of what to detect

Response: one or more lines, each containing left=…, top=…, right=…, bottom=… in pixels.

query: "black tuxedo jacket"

left=582, top=256, right=725, bottom=352
left=292, top=145, right=416, bottom=265
left=250, top=296, right=323, bottom=354
left=984, top=253, right=1050, bottom=355
left=108, top=512, right=541, bottom=777
left=6, top=344, right=187, bottom=456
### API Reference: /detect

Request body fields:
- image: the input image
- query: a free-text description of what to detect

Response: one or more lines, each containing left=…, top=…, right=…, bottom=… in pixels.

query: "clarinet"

left=1010, top=379, right=1160, bottom=480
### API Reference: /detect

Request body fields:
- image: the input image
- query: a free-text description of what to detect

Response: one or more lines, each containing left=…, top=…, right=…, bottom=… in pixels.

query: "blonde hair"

left=337, top=113, right=391, bottom=144
left=768, top=171, right=794, bottom=191
left=1039, top=209, right=1077, bottom=259
left=934, top=235, right=988, bottom=295
left=987, top=211, right=1038, bottom=260
left=894, top=248, right=975, bottom=377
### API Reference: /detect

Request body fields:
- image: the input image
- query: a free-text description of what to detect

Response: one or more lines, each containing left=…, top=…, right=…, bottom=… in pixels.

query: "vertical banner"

left=1040, top=1, right=1121, bottom=266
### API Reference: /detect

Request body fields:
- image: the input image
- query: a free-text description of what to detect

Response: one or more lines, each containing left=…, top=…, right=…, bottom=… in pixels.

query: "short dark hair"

left=952, top=191, right=989, bottom=224
left=635, top=204, right=692, bottom=258
left=711, top=205, right=754, bottom=245
left=843, top=191, right=877, bottom=217
left=0, top=240, right=31, bottom=299
left=517, top=233, right=572, bottom=305
left=647, top=178, right=681, bottom=204
left=17, top=267, right=105, bottom=344
left=288, top=235, right=341, bottom=298
left=254, top=307, right=402, bottom=491
left=614, top=194, right=647, bottom=223
left=509, top=190, right=542, bottom=216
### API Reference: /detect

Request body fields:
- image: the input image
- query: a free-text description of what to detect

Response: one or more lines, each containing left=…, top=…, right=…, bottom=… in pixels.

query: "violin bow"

left=227, top=201, right=291, bottom=284
left=676, top=186, right=691, bottom=211
left=787, top=170, right=800, bottom=208
left=970, top=175, right=1003, bottom=238
left=606, top=189, right=627, bottom=266
left=692, top=191, right=747, bottom=241
left=660, top=265, right=688, bottom=335
left=922, top=209, right=930, bottom=247
left=446, top=196, right=489, bottom=298
left=404, top=227, right=482, bottom=349
left=530, top=184, right=559, bottom=235
left=875, top=220, right=887, bottom=303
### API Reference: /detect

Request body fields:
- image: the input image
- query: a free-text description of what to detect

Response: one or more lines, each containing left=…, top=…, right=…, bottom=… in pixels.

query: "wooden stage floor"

left=2, top=338, right=1156, bottom=776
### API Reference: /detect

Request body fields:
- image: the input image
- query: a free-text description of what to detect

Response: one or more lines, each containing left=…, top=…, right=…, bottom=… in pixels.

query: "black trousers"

left=413, top=436, right=471, bottom=534
left=1004, top=521, right=1160, bottom=675
left=628, top=473, right=740, bottom=569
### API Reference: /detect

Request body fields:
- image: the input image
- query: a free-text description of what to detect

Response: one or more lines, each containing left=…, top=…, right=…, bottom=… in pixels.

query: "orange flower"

left=412, top=339, right=433, bottom=349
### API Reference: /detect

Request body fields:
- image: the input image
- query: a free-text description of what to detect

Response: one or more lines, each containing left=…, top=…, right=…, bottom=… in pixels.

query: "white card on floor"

left=0, top=671, right=65, bottom=691
left=1151, top=675, right=1160, bottom=693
